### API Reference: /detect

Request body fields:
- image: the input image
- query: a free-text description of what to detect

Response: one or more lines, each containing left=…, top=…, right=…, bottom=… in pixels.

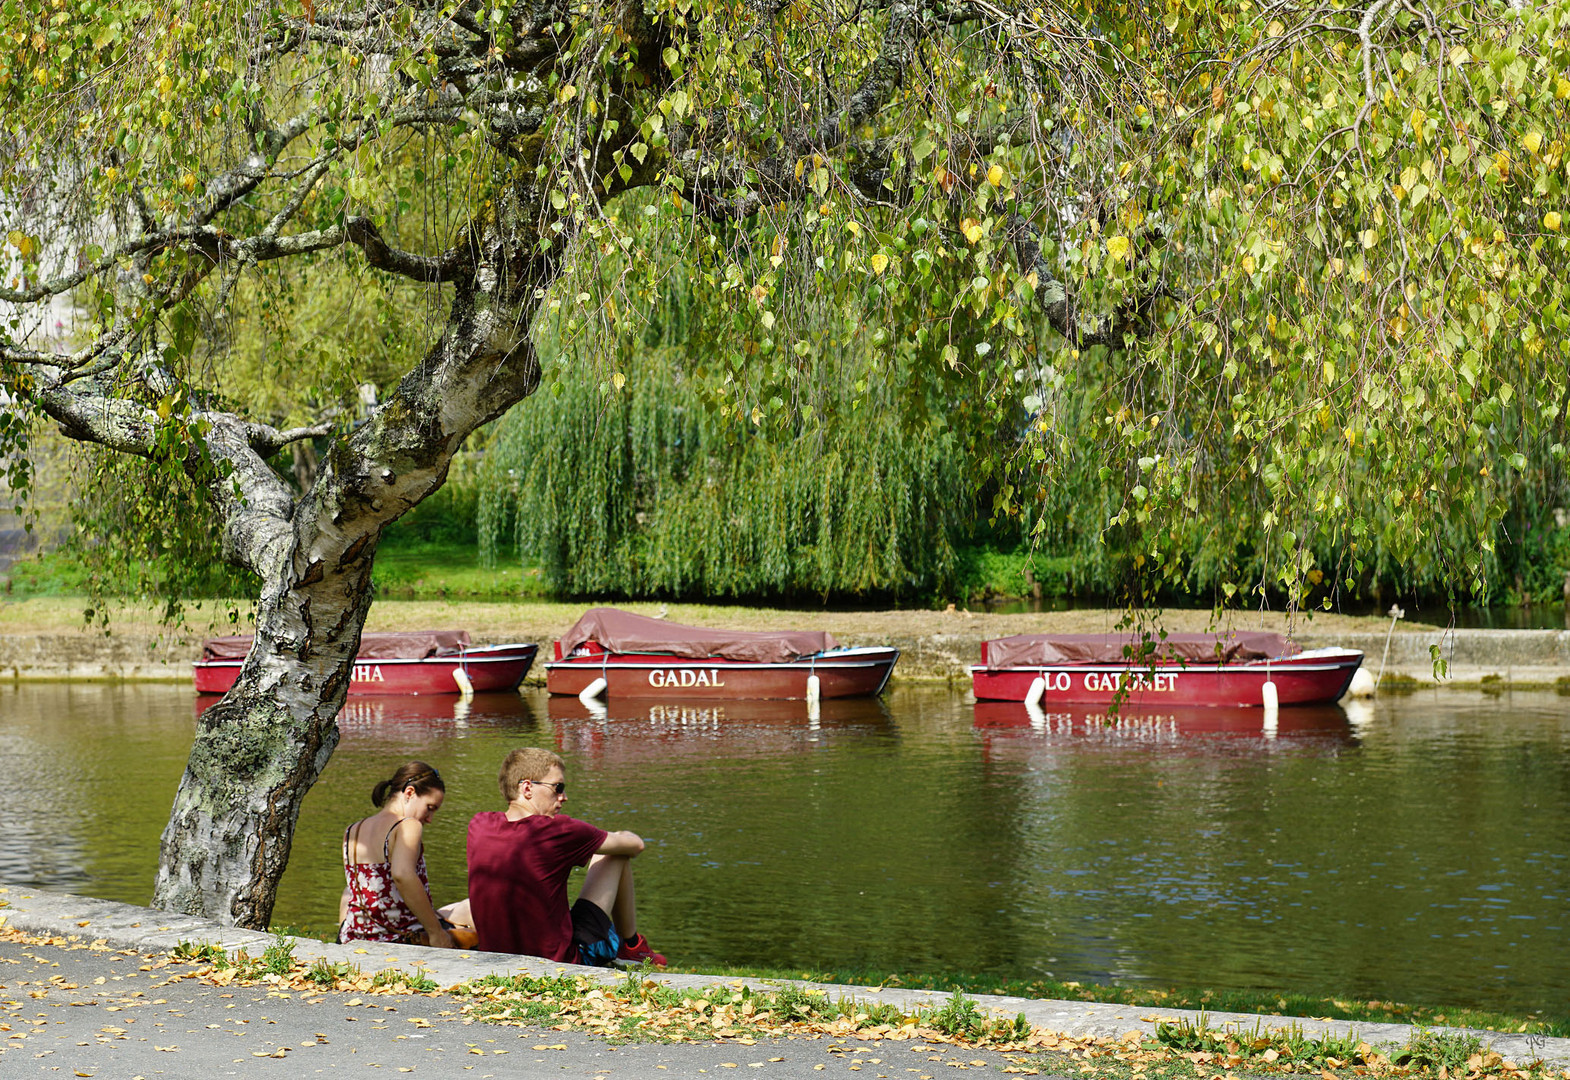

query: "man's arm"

left=596, top=830, right=645, bottom=856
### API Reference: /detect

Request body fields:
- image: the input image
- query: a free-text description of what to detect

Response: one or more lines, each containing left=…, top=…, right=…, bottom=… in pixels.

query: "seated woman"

left=339, top=761, right=472, bottom=948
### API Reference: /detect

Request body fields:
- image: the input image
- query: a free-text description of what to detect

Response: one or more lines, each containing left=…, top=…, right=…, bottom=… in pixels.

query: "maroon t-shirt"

left=466, top=811, right=607, bottom=959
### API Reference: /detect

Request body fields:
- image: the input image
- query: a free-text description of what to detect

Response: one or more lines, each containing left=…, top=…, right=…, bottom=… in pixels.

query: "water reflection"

left=194, top=690, right=540, bottom=729
left=972, top=702, right=1356, bottom=742
left=2, top=680, right=1567, bottom=1014
left=546, top=695, right=894, bottom=764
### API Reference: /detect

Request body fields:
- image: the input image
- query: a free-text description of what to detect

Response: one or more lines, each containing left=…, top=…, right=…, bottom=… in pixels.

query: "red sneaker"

left=615, top=932, right=667, bottom=967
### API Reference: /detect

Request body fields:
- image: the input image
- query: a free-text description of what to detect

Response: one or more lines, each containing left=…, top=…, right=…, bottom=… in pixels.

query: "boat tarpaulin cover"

left=559, top=607, right=841, bottom=664
left=200, top=630, right=472, bottom=662
left=981, top=631, right=1301, bottom=668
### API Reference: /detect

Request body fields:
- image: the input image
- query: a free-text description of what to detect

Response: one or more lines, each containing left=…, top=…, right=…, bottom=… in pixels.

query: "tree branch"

left=1006, top=212, right=1145, bottom=349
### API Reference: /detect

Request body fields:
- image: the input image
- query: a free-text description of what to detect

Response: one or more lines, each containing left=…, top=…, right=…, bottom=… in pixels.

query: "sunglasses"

left=526, top=778, right=567, bottom=795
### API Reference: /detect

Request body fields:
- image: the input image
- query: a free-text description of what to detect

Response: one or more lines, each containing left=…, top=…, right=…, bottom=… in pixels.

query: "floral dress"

left=340, top=819, right=431, bottom=944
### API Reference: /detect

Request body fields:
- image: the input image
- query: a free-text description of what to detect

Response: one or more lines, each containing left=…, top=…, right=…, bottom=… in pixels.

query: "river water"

left=2, top=682, right=1565, bottom=1015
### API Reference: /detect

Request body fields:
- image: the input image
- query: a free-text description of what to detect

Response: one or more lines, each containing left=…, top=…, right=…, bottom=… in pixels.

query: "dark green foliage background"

left=477, top=347, right=976, bottom=602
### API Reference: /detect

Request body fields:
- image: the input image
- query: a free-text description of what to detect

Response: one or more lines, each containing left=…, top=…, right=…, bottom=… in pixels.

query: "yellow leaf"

left=6, top=230, right=34, bottom=257
left=1359, top=229, right=1378, bottom=248
left=1241, top=254, right=1256, bottom=274
left=1410, top=108, right=1426, bottom=143
left=1106, top=235, right=1131, bottom=261
left=1523, top=131, right=1543, bottom=155
left=961, top=218, right=983, bottom=244
left=870, top=252, right=889, bottom=275
left=1546, top=211, right=1562, bottom=231
left=1558, top=77, right=1570, bottom=100
left=986, top=164, right=1003, bottom=186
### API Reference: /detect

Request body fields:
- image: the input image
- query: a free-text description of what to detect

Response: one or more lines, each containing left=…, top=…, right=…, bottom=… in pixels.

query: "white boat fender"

left=806, top=674, right=821, bottom=707
left=1261, top=679, right=1279, bottom=712
left=453, top=667, right=474, bottom=699
left=1024, top=676, right=1047, bottom=708
left=1343, top=667, right=1377, bottom=699
left=579, top=677, right=608, bottom=704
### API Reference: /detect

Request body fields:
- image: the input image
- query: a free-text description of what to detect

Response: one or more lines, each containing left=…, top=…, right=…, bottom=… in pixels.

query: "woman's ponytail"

left=371, top=760, right=445, bottom=806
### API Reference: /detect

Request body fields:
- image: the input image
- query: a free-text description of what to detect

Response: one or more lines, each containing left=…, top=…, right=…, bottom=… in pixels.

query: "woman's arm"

left=387, top=819, right=454, bottom=949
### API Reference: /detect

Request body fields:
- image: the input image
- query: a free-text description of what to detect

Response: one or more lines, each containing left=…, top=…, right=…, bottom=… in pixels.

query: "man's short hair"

left=500, top=747, right=565, bottom=802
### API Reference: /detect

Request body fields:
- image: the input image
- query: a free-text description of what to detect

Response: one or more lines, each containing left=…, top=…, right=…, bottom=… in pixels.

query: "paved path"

left=3, top=885, right=1567, bottom=1078
left=3, top=933, right=1039, bottom=1078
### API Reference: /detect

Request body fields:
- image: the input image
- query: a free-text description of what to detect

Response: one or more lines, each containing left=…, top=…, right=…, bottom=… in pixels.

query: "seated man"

left=466, top=747, right=665, bottom=967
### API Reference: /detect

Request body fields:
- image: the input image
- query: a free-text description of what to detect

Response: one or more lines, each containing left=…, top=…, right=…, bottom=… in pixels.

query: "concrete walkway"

left=2, top=885, right=1566, bottom=1078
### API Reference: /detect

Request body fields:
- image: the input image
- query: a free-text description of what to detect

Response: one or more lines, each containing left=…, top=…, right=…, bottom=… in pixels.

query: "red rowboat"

left=970, top=632, right=1363, bottom=708
left=545, top=608, right=898, bottom=700
left=193, top=631, right=537, bottom=696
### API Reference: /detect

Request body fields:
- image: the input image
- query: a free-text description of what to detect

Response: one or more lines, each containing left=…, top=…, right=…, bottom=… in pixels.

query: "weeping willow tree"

left=478, top=271, right=976, bottom=599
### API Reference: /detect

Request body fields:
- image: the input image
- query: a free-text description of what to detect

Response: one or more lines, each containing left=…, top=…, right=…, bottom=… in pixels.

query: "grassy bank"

left=3, top=538, right=1077, bottom=607
left=232, top=927, right=1570, bottom=1040
left=675, top=962, right=1568, bottom=1039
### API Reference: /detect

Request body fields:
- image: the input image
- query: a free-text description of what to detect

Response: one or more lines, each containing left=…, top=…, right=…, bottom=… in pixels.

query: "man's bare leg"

left=436, top=898, right=473, bottom=927
left=579, top=853, right=637, bottom=938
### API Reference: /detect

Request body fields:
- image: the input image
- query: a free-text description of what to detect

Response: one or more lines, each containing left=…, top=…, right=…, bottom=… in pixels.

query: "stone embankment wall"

left=4, top=627, right=1570, bottom=688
